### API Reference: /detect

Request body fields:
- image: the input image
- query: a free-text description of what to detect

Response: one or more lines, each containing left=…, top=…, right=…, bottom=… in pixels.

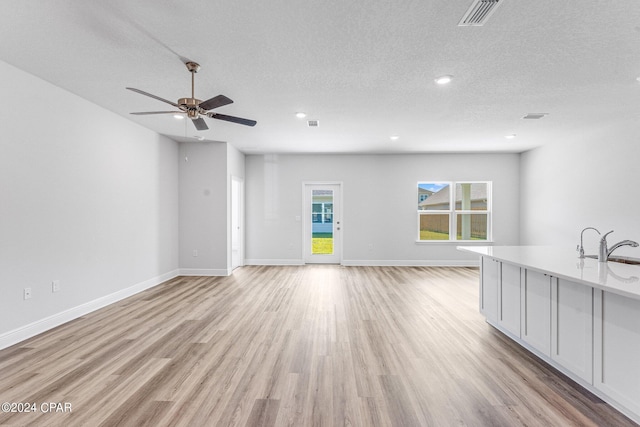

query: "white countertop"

left=457, top=245, right=640, bottom=301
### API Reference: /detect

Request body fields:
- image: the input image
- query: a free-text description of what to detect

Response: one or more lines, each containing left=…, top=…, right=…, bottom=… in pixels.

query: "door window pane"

left=312, top=203, right=322, bottom=223
left=312, top=190, right=334, bottom=254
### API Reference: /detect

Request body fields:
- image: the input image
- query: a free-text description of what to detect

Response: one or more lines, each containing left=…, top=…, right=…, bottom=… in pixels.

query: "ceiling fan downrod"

left=179, top=61, right=202, bottom=119
left=186, top=61, right=199, bottom=98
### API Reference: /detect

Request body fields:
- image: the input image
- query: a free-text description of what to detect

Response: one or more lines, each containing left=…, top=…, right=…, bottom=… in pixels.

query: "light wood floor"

left=0, top=266, right=636, bottom=427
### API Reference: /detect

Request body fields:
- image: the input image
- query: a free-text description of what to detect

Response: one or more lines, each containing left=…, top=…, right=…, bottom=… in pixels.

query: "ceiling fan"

left=127, top=61, right=256, bottom=131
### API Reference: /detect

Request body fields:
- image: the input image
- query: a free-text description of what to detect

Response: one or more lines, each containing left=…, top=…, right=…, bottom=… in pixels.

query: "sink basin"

left=584, top=255, right=640, bottom=265
left=609, top=257, right=640, bottom=265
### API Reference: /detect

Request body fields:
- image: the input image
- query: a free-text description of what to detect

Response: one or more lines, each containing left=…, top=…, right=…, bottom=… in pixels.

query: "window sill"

left=414, top=240, right=494, bottom=245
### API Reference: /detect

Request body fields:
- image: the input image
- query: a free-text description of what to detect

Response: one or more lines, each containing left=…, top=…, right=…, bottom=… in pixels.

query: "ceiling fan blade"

left=126, top=87, right=179, bottom=108
left=199, top=95, right=233, bottom=111
left=192, top=117, right=209, bottom=131
left=208, top=113, right=257, bottom=127
left=130, top=111, right=182, bottom=115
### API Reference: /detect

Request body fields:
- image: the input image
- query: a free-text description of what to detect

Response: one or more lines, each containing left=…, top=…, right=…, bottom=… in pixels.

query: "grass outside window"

left=312, top=233, right=333, bottom=254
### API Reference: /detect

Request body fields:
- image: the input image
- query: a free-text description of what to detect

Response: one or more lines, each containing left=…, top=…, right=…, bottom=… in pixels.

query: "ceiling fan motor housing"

left=178, top=97, right=202, bottom=118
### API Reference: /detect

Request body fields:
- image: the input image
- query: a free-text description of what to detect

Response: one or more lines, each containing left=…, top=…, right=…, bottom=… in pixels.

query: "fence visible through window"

left=417, top=182, right=491, bottom=241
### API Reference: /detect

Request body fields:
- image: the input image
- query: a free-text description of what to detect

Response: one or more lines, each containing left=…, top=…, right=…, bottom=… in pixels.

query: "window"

left=417, top=182, right=491, bottom=241
left=312, top=202, right=333, bottom=224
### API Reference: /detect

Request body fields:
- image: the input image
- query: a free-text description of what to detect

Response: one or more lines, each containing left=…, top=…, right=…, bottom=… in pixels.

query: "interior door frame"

left=302, top=181, right=343, bottom=264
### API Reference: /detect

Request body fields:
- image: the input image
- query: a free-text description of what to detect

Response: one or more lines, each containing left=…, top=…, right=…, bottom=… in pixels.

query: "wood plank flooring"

left=0, top=265, right=636, bottom=427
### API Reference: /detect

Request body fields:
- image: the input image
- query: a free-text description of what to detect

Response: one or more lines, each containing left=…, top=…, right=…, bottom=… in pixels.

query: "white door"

left=304, top=183, right=342, bottom=264
left=231, top=176, right=243, bottom=270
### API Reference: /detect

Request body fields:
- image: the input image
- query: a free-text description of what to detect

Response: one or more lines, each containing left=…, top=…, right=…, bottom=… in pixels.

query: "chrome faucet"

left=609, top=240, right=639, bottom=257
left=598, top=230, right=639, bottom=262
left=577, top=227, right=600, bottom=258
left=599, top=230, right=615, bottom=262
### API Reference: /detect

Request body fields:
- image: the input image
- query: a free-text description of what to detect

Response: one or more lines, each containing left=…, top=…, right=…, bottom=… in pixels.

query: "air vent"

left=458, top=0, right=503, bottom=26
left=307, top=120, right=319, bottom=127
left=522, top=113, right=549, bottom=120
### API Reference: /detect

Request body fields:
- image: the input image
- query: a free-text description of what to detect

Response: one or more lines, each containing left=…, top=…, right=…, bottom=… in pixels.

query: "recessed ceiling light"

left=390, top=135, right=400, bottom=141
left=295, top=112, right=307, bottom=118
left=173, top=114, right=185, bottom=120
left=435, top=75, right=453, bottom=85
left=522, top=113, right=548, bottom=119
left=505, top=134, right=516, bottom=139
left=636, top=76, right=640, bottom=82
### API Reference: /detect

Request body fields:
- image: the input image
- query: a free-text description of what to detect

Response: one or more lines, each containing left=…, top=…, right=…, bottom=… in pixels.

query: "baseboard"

left=179, top=268, right=231, bottom=276
left=244, top=259, right=478, bottom=267
left=244, top=259, right=305, bottom=266
left=341, top=259, right=480, bottom=267
left=0, top=269, right=180, bottom=350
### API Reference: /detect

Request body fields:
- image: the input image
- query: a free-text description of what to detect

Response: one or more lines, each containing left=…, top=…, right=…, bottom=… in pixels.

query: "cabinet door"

left=594, top=290, right=640, bottom=417
left=498, top=263, right=521, bottom=337
left=481, top=256, right=499, bottom=324
left=551, top=279, right=593, bottom=383
left=521, top=269, right=551, bottom=356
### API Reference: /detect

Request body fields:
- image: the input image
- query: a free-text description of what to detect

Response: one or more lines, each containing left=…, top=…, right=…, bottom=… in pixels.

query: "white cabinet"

left=498, top=262, right=521, bottom=337
left=482, top=256, right=521, bottom=337
left=521, top=269, right=551, bottom=356
left=594, top=290, right=640, bottom=417
left=551, top=278, right=593, bottom=383
left=464, top=246, right=640, bottom=424
left=480, top=256, right=499, bottom=324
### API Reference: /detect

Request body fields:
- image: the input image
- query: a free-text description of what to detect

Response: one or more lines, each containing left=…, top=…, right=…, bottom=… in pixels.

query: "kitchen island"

left=458, top=246, right=640, bottom=424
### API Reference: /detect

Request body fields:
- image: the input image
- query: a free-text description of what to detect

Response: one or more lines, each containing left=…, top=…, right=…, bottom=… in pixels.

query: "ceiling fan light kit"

left=127, top=61, right=256, bottom=131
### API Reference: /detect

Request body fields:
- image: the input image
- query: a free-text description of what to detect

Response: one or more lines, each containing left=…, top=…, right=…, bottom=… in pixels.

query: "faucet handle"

left=602, top=230, right=614, bottom=242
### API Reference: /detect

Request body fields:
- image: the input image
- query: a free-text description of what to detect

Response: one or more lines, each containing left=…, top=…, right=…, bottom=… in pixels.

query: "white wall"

left=0, top=60, right=179, bottom=344
left=245, top=153, right=520, bottom=265
left=178, top=141, right=245, bottom=275
left=520, top=123, right=640, bottom=257
left=179, top=141, right=228, bottom=275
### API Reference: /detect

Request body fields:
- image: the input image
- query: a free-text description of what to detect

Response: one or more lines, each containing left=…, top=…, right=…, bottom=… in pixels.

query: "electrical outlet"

left=193, top=250, right=198, bottom=257
left=24, top=287, right=32, bottom=300
left=52, top=280, right=60, bottom=293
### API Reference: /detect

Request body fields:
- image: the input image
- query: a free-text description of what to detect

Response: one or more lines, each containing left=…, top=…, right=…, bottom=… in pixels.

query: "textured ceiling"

left=1, top=1, right=639, bottom=153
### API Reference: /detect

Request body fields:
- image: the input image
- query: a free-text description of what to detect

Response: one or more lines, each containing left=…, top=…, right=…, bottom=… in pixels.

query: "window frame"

left=416, top=181, right=492, bottom=243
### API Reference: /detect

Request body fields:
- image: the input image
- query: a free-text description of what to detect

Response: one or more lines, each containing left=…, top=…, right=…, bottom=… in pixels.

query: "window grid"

left=417, top=181, right=492, bottom=242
